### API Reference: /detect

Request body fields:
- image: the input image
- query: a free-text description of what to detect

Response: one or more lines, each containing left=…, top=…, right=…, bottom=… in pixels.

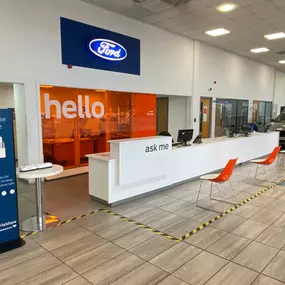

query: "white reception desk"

left=87, top=132, right=279, bottom=205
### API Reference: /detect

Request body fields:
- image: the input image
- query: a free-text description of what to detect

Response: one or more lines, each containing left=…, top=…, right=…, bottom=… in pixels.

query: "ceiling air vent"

left=277, top=51, right=285, bottom=55
left=162, top=0, right=194, bottom=6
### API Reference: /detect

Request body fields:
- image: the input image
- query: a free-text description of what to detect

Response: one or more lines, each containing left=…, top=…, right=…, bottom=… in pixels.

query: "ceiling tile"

left=81, top=0, right=285, bottom=70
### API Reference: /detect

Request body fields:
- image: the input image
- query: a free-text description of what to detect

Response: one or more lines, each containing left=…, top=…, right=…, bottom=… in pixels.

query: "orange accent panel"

left=131, top=93, right=156, bottom=138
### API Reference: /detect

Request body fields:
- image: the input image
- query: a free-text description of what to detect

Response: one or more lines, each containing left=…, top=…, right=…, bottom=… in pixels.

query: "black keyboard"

left=172, top=142, right=182, bottom=147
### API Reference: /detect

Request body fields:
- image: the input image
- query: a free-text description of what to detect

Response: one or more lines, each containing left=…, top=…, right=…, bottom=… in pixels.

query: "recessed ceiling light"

left=205, top=28, right=230, bottom=37
left=279, top=60, right=285, bottom=64
left=264, top=32, right=285, bottom=40
left=250, top=47, right=270, bottom=53
left=217, top=3, right=237, bottom=12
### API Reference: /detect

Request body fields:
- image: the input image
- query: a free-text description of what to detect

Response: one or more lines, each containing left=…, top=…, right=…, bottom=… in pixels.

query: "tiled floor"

left=3, top=160, right=285, bottom=284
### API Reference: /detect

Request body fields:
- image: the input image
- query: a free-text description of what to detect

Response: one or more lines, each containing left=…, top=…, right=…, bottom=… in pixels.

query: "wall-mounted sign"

left=0, top=109, right=24, bottom=253
left=89, top=39, right=127, bottom=61
left=60, top=17, right=140, bottom=75
left=43, top=93, right=104, bottom=119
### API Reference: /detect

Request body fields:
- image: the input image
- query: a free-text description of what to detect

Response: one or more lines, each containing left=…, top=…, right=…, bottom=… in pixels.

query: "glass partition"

left=252, top=100, right=273, bottom=131
left=40, top=86, right=156, bottom=168
left=215, top=99, right=249, bottom=137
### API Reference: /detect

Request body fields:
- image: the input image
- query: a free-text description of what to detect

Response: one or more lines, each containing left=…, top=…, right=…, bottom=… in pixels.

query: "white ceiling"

left=81, top=0, right=285, bottom=72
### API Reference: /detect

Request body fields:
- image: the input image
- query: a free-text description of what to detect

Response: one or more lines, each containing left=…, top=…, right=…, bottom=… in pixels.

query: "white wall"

left=195, top=42, right=275, bottom=101
left=0, top=0, right=280, bottom=164
left=274, top=70, right=285, bottom=115
left=192, top=41, right=276, bottom=135
left=0, top=85, right=14, bottom=108
left=0, top=0, right=194, bottom=165
left=168, top=96, right=190, bottom=139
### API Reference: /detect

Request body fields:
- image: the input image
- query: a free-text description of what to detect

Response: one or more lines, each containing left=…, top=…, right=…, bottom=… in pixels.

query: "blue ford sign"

left=89, top=39, right=127, bottom=61
left=60, top=17, right=140, bottom=75
left=0, top=109, right=25, bottom=253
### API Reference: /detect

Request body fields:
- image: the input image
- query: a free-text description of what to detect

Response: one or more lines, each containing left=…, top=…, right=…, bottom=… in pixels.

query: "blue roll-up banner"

left=0, top=109, right=24, bottom=253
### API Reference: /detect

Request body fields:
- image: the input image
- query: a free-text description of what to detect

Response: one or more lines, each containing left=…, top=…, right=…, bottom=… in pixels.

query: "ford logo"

left=89, top=39, right=127, bottom=61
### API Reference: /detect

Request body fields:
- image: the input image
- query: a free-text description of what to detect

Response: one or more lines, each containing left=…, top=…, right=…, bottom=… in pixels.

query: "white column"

left=13, top=81, right=43, bottom=166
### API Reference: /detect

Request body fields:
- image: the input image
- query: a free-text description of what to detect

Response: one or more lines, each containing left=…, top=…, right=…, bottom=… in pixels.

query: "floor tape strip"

left=21, top=178, right=285, bottom=242
left=179, top=178, right=285, bottom=240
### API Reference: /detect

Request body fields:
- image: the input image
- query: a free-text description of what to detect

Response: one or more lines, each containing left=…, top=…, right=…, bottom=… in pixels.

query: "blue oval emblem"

left=89, top=39, right=127, bottom=61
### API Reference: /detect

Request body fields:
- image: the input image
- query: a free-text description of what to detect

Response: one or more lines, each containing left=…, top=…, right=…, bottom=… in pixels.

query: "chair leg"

left=255, top=164, right=259, bottom=179
left=265, top=165, right=270, bottom=186
left=196, top=179, right=203, bottom=206
left=247, top=163, right=253, bottom=182
left=229, top=178, right=238, bottom=204
left=217, top=183, right=225, bottom=212
left=210, top=182, right=213, bottom=199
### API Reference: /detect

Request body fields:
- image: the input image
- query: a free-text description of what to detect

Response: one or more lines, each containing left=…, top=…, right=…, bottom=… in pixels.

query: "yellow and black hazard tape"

left=100, top=209, right=181, bottom=242
left=20, top=208, right=180, bottom=242
left=20, top=209, right=101, bottom=239
left=20, top=178, right=285, bottom=242
left=180, top=178, right=285, bottom=240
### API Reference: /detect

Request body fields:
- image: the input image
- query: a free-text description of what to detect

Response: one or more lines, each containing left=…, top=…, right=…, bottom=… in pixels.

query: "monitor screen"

left=177, top=129, right=194, bottom=146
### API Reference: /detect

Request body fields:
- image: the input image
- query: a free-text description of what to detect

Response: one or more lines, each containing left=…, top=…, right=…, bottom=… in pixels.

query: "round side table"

left=17, top=164, right=63, bottom=232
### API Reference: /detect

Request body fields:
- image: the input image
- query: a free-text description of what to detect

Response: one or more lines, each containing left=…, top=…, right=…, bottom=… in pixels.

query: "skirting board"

left=45, top=166, right=88, bottom=181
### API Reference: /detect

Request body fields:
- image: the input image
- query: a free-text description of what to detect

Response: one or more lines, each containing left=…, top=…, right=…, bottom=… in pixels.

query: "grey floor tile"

left=83, top=251, right=145, bottom=285
left=83, top=215, right=123, bottom=233
left=150, top=243, right=201, bottom=273
left=0, top=242, right=47, bottom=272
left=252, top=275, right=285, bottom=285
left=66, top=242, right=124, bottom=274
left=110, top=263, right=168, bottom=285
left=132, top=208, right=169, bottom=224
left=180, top=192, right=208, bottom=203
left=267, top=199, right=285, bottom=213
left=273, top=213, right=285, bottom=228
left=165, top=218, right=200, bottom=238
left=0, top=253, right=61, bottom=285
left=211, top=214, right=246, bottom=232
left=129, top=235, right=177, bottom=261
left=156, top=275, right=188, bottom=285
left=250, top=209, right=283, bottom=225
left=52, top=234, right=108, bottom=262
left=207, top=233, right=251, bottom=260
left=64, top=277, right=92, bottom=285
left=232, top=219, right=269, bottom=240
left=185, top=226, right=227, bottom=249
left=205, top=262, right=258, bottom=285
left=173, top=251, right=228, bottom=285
left=30, top=222, right=78, bottom=242
left=196, top=197, right=220, bottom=209
left=159, top=199, right=191, bottom=212
left=112, top=228, right=156, bottom=250
left=118, top=204, right=155, bottom=218
left=73, top=211, right=109, bottom=226
left=248, top=196, right=275, bottom=208
left=175, top=204, right=204, bottom=218
left=256, top=226, right=285, bottom=249
left=97, top=221, right=139, bottom=241
left=17, top=263, right=78, bottom=285
left=233, top=241, right=278, bottom=272
left=191, top=209, right=219, bottom=224
left=262, top=188, right=284, bottom=199
left=39, top=227, right=92, bottom=251
left=146, top=196, right=177, bottom=207
left=148, top=213, right=187, bottom=232
left=263, top=251, right=285, bottom=282
left=231, top=204, right=261, bottom=218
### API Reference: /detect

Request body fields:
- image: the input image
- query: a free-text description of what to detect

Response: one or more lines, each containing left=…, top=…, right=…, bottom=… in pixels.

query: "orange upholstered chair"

left=247, top=146, right=280, bottom=185
left=196, top=158, right=238, bottom=212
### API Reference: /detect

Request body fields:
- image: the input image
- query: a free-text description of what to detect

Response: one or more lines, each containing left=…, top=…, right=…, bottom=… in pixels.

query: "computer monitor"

left=177, top=129, right=194, bottom=146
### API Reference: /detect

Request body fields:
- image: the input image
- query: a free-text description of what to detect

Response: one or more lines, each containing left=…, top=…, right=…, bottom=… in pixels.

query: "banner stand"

left=0, top=238, right=25, bottom=254
left=0, top=109, right=25, bottom=254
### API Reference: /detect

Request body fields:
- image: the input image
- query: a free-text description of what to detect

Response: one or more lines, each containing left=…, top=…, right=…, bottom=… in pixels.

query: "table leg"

left=35, top=178, right=45, bottom=231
